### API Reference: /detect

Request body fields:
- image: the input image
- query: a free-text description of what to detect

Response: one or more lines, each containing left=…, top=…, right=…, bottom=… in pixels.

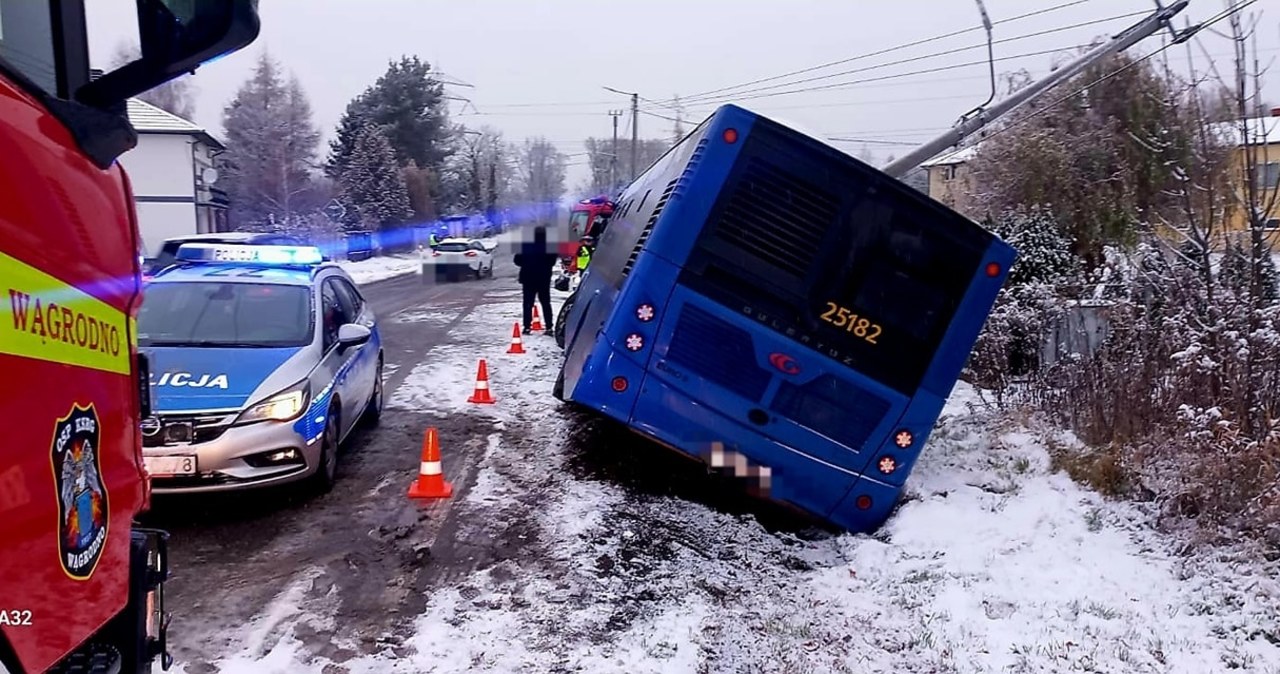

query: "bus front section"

left=560, top=105, right=1016, bottom=533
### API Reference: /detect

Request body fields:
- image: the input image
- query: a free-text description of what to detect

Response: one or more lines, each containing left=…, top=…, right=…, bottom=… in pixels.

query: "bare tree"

left=1153, top=37, right=1234, bottom=294
left=1222, top=8, right=1280, bottom=309
left=515, top=138, right=567, bottom=217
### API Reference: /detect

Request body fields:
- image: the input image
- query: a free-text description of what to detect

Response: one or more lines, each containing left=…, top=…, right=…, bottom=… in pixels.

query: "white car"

left=422, top=238, right=495, bottom=280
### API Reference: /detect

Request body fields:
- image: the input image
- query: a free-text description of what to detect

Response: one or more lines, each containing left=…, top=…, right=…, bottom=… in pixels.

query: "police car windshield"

left=138, top=282, right=313, bottom=348
left=435, top=242, right=471, bottom=253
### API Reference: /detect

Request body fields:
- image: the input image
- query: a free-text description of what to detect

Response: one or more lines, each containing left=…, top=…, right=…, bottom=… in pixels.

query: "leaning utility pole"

left=609, top=109, right=623, bottom=190
left=630, top=93, right=639, bottom=181
left=882, top=0, right=1191, bottom=178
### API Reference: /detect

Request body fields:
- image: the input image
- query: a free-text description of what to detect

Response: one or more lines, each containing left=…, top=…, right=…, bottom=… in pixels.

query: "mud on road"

left=136, top=262, right=537, bottom=670
left=137, top=256, right=835, bottom=672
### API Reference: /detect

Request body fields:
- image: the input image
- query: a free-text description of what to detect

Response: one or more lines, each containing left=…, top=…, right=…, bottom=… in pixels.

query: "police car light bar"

left=175, top=243, right=324, bottom=266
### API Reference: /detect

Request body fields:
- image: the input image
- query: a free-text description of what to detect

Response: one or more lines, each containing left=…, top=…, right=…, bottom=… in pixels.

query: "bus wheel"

left=555, top=293, right=574, bottom=349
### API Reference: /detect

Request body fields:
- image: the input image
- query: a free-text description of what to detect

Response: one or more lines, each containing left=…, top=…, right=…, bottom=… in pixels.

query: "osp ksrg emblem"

left=50, top=403, right=109, bottom=580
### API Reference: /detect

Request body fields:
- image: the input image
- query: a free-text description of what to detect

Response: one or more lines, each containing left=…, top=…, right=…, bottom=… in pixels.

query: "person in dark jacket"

left=514, top=226, right=559, bottom=334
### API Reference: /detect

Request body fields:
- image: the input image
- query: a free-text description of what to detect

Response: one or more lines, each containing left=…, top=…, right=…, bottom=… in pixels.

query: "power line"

left=827, top=138, right=928, bottom=146
left=666, top=0, right=1100, bottom=104
left=680, top=10, right=1150, bottom=107
left=640, top=108, right=681, bottom=123
left=468, top=100, right=619, bottom=109
left=679, top=43, right=1101, bottom=106
left=972, top=0, right=1258, bottom=149
left=458, top=44, right=1275, bottom=121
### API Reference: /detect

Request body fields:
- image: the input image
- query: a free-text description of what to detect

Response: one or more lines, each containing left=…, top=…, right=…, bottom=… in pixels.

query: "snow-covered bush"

left=1001, top=241, right=1280, bottom=539
left=987, top=206, right=1080, bottom=287
left=965, top=208, right=1077, bottom=397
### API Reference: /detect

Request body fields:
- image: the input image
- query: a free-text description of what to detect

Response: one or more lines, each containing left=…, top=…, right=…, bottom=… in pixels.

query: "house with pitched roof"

left=118, top=98, right=228, bottom=256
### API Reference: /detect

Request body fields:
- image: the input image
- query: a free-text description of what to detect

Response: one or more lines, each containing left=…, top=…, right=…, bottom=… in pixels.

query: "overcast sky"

left=85, top=0, right=1280, bottom=191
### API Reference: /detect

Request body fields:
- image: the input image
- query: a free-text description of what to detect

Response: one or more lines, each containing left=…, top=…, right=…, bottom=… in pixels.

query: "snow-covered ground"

left=337, top=237, right=504, bottom=286
left=194, top=292, right=1280, bottom=673
left=338, top=254, right=421, bottom=285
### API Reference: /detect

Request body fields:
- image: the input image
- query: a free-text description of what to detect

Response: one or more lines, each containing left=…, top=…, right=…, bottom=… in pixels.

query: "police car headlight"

left=236, top=382, right=310, bottom=425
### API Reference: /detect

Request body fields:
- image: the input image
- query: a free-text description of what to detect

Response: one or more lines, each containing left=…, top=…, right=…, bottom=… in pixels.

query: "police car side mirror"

left=337, top=324, right=371, bottom=350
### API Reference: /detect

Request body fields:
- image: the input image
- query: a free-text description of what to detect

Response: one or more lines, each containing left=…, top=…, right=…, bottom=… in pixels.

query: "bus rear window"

left=823, top=193, right=981, bottom=349
left=681, top=122, right=991, bottom=394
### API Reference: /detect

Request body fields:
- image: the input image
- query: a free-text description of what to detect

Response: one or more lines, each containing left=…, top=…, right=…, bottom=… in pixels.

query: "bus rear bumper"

left=625, top=375, right=900, bottom=533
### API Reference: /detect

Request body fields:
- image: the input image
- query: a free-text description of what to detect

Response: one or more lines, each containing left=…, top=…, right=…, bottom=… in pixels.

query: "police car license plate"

left=144, top=455, right=197, bottom=477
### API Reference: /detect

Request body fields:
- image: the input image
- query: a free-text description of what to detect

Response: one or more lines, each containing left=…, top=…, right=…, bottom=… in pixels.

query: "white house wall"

left=117, top=134, right=197, bottom=256
left=135, top=202, right=197, bottom=255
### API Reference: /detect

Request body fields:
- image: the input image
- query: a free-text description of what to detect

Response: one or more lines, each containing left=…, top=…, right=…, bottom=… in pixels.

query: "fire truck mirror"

left=77, top=0, right=261, bottom=109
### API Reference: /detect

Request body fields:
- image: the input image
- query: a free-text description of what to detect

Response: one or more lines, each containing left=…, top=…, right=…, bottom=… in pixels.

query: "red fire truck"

left=0, top=2, right=260, bottom=672
left=562, top=195, right=615, bottom=271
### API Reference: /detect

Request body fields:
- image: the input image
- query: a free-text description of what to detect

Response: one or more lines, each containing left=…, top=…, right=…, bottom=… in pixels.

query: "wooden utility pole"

left=630, top=92, right=639, bottom=181
left=609, top=109, right=623, bottom=190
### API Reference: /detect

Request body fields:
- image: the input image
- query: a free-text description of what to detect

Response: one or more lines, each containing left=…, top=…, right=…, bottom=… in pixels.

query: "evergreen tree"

left=1258, top=248, right=1279, bottom=303
left=1220, top=239, right=1249, bottom=296
left=327, top=56, right=451, bottom=176
left=325, top=97, right=373, bottom=182
left=989, top=207, right=1081, bottom=287
left=337, top=125, right=412, bottom=233
left=221, top=54, right=321, bottom=228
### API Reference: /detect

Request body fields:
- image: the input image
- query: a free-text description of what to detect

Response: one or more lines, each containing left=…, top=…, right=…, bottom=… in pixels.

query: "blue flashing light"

left=175, top=243, right=324, bottom=266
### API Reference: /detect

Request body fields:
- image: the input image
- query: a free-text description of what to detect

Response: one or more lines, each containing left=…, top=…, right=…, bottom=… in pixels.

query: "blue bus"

left=554, top=104, right=1016, bottom=532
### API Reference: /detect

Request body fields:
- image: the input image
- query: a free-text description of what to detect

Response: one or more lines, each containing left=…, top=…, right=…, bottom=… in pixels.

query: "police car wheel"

left=310, top=405, right=340, bottom=494
left=362, top=358, right=384, bottom=427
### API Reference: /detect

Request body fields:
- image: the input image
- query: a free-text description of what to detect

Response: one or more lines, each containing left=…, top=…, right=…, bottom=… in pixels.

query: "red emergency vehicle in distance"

left=0, top=2, right=260, bottom=673
left=562, top=196, right=615, bottom=271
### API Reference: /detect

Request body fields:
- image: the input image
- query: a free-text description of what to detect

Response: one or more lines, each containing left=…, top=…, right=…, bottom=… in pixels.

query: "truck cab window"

left=0, top=1, right=57, bottom=94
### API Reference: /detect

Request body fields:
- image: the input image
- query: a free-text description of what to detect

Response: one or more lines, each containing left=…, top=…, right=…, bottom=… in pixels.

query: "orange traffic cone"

left=408, top=427, right=453, bottom=499
left=531, top=304, right=544, bottom=332
left=467, top=359, right=495, bottom=404
left=507, top=322, right=526, bottom=354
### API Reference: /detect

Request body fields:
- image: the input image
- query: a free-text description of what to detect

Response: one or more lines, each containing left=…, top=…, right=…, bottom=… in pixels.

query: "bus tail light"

left=894, top=430, right=913, bottom=449
left=986, top=262, right=1001, bottom=277
left=723, top=128, right=738, bottom=144
left=855, top=495, right=873, bottom=510
left=877, top=456, right=897, bottom=474
left=611, top=376, right=628, bottom=392
left=624, top=333, right=644, bottom=352
left=636, top=303, right=656, bottom=322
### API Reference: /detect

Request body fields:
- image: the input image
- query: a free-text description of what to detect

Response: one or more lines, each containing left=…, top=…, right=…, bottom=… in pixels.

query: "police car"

left=136, top=243, right=384, bottom=494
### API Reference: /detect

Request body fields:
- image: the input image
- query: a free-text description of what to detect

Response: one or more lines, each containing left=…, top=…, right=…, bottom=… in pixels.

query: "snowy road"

left=138, top=254, right=1280, bottom=673
left=139, top=256, right=534, bottom=671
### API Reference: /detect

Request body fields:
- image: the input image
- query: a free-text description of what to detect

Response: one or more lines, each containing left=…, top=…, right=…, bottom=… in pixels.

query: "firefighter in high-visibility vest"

left=575, top=236, right=595, bottom=273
